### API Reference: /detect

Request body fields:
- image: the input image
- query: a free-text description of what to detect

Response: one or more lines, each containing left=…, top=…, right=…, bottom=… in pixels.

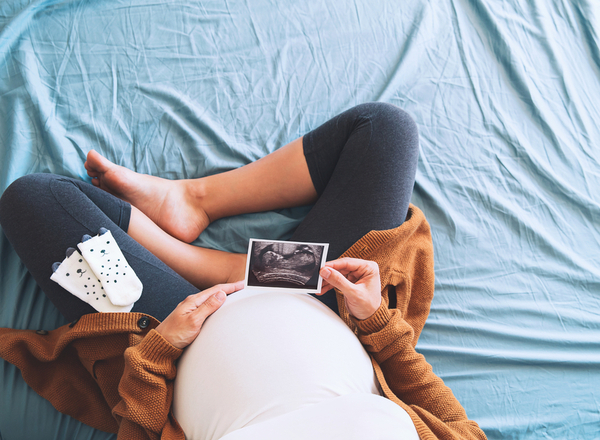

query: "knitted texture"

left=0, top=205, right=486, bottom=440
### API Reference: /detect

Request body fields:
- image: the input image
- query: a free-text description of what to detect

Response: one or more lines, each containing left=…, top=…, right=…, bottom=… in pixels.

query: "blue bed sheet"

left=1, top=0, right=599, bottom=439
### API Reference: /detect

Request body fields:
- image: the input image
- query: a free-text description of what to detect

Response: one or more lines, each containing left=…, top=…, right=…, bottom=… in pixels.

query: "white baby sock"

left=50, top=248, right=134, bottom=313
left=77, top=229, right=143, bottom=306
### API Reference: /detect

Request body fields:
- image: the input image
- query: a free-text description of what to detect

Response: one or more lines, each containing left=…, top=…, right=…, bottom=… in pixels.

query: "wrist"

left=348, top=296, right=382, bottom=321
left=352, top=302, right=392, bottom=334
left=155, top=322, right=186, bottom=349
left=136, top=329, right=184, bottom=362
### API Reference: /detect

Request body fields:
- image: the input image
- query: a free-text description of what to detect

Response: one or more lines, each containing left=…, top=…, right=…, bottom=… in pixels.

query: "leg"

left=127, top=206, right=246, bottom=288
left=292, top=102, right=419, bottom=256
left=85, top=137, right=317, bottom=243
left=84, top=103, right=417, bottom=309
left=0, top=174, right=237, bottom=321
left=85, top=104, right=417, bottom=253
left=127, top=102, right=419, bottom=313
left=291, top=103, right=420, bottom=312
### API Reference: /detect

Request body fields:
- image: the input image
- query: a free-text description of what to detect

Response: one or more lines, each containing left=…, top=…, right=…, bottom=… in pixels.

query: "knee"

left=0, top=174, right=54, bottom=230
left=373, top=102, right=418, bottom=133
left=355, top=103, right=420, bottom=166
left=1, top=173, right=50, bottom=205
left=355, top=102, right=419, bottom=141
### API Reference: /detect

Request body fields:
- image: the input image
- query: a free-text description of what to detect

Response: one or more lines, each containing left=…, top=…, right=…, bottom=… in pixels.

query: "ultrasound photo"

left=245, top=239, right=329, bottom=293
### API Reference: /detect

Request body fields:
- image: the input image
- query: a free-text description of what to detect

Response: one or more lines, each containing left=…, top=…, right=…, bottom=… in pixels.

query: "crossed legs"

left=85, top=136, right=317, bottom=243
left=83, top=135, right=318, bottom=292
left=85, top=102, right=420, bottom=313
left=0, top=102, right=419, bottom=320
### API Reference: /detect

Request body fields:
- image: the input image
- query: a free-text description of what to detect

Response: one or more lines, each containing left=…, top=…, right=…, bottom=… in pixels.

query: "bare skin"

left=85, top=137, right=317, bottom=243
left=85, top=151, right=209, bottom=244
left=85, top=137, right=318, bottom=288
left=157, top=257, right=383, bottom=350
left=127, top=206, right=247, bottom=289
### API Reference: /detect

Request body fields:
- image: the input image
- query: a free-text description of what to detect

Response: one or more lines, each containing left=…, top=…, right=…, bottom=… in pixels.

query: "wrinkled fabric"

left=1, top=0, right=599, bottom=439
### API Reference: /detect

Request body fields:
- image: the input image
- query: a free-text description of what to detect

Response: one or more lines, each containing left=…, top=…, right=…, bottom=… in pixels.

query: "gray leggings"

left=0, top=103, right=419, bottom=321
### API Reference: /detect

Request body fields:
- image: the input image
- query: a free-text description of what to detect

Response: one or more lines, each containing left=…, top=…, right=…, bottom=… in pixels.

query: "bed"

left=1, top=0, right=599, bottom=438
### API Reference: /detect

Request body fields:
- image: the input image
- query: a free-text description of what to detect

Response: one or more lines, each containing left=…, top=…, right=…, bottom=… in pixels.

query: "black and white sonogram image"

left=245, top=239, right=329, bottom=293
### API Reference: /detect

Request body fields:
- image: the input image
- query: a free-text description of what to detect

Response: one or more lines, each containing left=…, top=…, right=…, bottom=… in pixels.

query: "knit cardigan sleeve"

left=354, top=307, right=486, bottom=440
left=112, top=329, right=185, bottom=440
left=336, top=205, right=486, bottom=439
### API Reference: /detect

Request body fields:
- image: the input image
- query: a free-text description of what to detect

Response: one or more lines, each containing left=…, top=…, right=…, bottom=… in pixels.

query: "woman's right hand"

left=156, top=281, right=244, bottom=349
left=318, top=258, right=382, bottom=320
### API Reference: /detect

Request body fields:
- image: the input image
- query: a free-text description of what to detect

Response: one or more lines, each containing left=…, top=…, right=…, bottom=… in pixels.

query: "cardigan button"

left=137, top=316, right=150, bottom=329
left=35, top=330, right=48, bottom=335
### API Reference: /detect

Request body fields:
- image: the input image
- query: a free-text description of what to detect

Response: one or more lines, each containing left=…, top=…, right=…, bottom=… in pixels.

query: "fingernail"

left=321, top=267, right=331, bottom=279
left=214, top=291, right=226, bottom=301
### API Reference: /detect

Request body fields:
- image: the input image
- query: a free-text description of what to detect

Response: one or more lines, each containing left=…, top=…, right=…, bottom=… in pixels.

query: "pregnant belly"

left=173, top=288, right=380, bottom=440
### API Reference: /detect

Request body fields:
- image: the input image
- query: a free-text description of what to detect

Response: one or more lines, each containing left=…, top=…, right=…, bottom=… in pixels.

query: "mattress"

left=1, top=0, right=599, bottom=438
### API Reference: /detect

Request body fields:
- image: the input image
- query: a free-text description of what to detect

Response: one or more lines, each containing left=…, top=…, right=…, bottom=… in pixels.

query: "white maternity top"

left=173, top=288, right=419, bottom=440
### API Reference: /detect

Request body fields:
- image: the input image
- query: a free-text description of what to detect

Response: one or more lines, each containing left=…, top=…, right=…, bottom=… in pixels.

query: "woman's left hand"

left=318, top=258, right=382, bottom=320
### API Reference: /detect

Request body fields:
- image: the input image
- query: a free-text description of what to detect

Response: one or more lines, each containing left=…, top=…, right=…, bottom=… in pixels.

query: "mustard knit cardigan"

left=0, top=205, right=486, bottom=440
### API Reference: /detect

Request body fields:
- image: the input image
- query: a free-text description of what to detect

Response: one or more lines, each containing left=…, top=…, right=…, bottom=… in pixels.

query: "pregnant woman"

left=0, top=103, right=486, bottom=439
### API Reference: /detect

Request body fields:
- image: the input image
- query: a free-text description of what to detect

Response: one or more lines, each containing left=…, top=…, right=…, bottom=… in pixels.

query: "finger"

left=206, top=281, right=244, bottom=295
left=323, top=259, right=365, bottom=277
left=182, top=289, right=219, bottom=309
left=317, top=279, right=333, bottom=295
left=324, top=257, right=362, bottom=270
left=186, top=281, right=244, bottom=308
left=320, top=266, right=356, bottom=295
left=331, top=258, right=380, bottom=280
left=192, top=290, right=226, bottom=321
left=220, top=280, right=245, bottom=295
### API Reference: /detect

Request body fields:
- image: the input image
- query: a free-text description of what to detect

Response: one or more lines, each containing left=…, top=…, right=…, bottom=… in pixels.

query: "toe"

left=86, top=150, right=112, bottom=173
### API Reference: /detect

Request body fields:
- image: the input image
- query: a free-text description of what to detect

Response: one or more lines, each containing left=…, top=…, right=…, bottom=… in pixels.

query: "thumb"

left=320, top=267, right=354, bottom=295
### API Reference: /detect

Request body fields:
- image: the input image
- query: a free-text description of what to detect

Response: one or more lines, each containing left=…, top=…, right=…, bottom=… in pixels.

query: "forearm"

left=355, top=306, right=486, bottom=440
left=112, top=329, right=184, bottom=440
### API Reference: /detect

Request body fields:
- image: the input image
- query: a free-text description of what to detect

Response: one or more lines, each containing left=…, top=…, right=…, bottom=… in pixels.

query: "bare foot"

left=85, top=150, right=210, bottom=243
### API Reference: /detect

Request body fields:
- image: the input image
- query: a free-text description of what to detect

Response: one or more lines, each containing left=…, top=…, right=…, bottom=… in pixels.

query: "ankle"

left=182, top=178, right=211, bottom=220
left=186, top=175, right=225, bottom=224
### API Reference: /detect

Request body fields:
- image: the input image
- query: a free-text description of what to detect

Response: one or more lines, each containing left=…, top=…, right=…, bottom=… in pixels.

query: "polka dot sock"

left=77, top=229, right=143, bottom=307
left=50, top=248, right=134, bottom=313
